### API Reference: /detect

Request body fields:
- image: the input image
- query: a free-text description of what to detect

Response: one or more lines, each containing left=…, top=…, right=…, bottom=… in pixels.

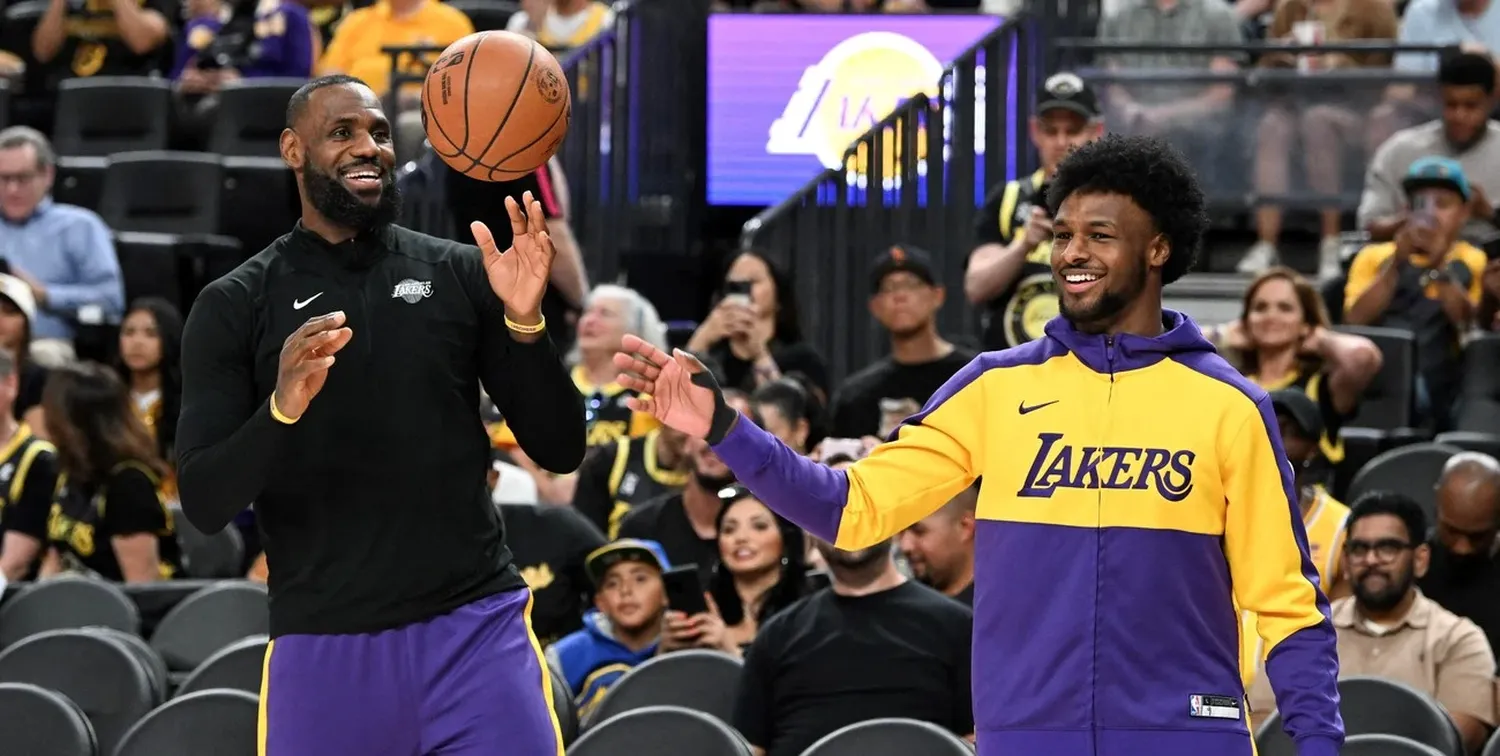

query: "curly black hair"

left=1044, top=134, right=1208, bottom=285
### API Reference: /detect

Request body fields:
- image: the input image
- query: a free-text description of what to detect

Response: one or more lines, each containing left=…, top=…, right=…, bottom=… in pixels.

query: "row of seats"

left=569, top=705, right=974, bottom=756
left=0, top=683, right=258, bottom=756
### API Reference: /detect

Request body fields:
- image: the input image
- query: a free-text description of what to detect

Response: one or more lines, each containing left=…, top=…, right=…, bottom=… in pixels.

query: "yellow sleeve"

left=1344, top=244, right=1387, bottom=312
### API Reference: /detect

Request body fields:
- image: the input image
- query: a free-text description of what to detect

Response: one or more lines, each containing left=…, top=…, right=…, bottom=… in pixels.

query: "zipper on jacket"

left=1092, top=335, right=1119, bottom=754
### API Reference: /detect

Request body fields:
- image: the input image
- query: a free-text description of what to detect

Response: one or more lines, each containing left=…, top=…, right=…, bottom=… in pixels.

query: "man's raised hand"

left=274, top=311, right=354, bottom=421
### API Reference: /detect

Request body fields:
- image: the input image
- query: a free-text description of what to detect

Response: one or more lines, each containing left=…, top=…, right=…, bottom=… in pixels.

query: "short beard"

left=817, top=538, right=893, bottom=571
left=1353, top=567, right=1414, bottom=613
left=692, top=468, right=735, bottom=494
left=1059, top=260, right=1148, bottom=334
left=303, top=161, right=402, bottom=233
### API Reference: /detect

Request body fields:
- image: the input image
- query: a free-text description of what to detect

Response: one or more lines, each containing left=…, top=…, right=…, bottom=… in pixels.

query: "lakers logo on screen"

left=766, top=32, right=943, bottom=174
left=1016, top=433, right=1196, bottom=501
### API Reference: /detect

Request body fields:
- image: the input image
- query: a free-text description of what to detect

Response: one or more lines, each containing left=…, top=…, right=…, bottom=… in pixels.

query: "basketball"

left=420, top=31, right=572, bottom=182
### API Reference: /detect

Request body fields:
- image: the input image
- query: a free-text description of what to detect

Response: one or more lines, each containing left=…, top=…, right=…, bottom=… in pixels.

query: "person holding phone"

left=1345, top=156, right=1487, bottom=427
left=684, top=251, right=828, bottom=394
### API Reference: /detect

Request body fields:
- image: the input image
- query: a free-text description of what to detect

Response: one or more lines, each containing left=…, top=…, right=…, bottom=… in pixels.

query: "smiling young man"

left=610, top=134, right=1344, bottom=756
left=176, top=74, right=586, bottom=756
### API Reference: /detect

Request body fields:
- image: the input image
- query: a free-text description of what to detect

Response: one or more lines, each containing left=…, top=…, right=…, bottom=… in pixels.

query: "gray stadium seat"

left=0, top=682, right=97, bottom=756
left=0, top=575, right=139, bottom=649
left=80, top=627, right=168, bottom=705
left=113, top=689, right=260, bottom=756
left=175, top=634, right=267, bottom=698
left=800, top=718, right=975, bottom=756
left=114, top=231, right=184, bottom=309
left=1484, top=727, right=1500, bottom=756
left=1338, top=325, right=1417, bottom=431
left=209, top=79, right=305, bottom=157
left=1344, top=733, right=1449, bottom=756
left=569, top=705, right=751, bottom=756
left=149, top=581, right=269, bottom=674
left=1462, top=334, right=1500, bottom=401
left=1433, top=431, right=1500, bottom=459
left=550, top=662, right=579, bottom=747
left=581, top=649, right=743, bottom=730
left=220, top=157, right=298, bottom=255
left=53, top=156, right=107, bottom=212
left=1345, top=443, right=1463, bottom=524
left=99, top=151, right=223, bottom=235
left=172, top=504, right=246, bottom=579
left=446, top=0, right=520, bottom=31
left=52, top=78, right=172, bottom=157
left=0, top=629, right=155, bottom=755
left=1455, top=399, right=1500, bottom=436
left=1257, top=676, right=1462, bottom=756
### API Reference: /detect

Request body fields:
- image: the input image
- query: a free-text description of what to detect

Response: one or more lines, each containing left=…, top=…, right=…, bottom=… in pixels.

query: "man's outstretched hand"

left=613, top=334, right=737, bottom=443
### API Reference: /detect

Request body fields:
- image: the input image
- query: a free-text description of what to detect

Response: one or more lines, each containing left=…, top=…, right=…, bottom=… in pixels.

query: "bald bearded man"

left=1420, top=452, right=1500, bottom=653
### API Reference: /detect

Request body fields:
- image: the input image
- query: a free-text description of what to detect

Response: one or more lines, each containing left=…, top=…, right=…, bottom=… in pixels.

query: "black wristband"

left=689, top=369, right=739, bottom=445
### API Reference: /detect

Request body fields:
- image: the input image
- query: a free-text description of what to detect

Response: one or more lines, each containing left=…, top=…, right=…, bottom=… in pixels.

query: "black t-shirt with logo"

left=51, top=0, right=179, bottom=85
left=827, top=348, right=976, bottom=439
left=48, top=461, right=181, bottom=581
left=0, top=425, right=60, bottom=575
left=733, top=580, right=974, bottom=756
left=972, top=169, right=1056, bottom=351
left=499, top=501, right=606, bottom=646
left=616, top=492, right=719, bottom=584
left=571, top=430, right=688, bottom=539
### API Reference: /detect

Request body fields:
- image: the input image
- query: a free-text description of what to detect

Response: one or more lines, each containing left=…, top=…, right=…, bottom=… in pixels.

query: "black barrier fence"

left=382, top=0, right=706, bottom=285
left=739, top=15, right=1039, bottom=383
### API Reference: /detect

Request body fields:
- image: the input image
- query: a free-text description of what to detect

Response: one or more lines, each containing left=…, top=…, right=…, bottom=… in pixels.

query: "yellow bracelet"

left=269, top=394, right=299, bottom=425
left=505, top=314, right=546, bottom=335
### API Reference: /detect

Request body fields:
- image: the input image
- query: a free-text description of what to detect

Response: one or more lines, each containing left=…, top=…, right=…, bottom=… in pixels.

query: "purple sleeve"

left=711, top=415, right=849, bottom=543
left=243, top=5, right=315, bottom=78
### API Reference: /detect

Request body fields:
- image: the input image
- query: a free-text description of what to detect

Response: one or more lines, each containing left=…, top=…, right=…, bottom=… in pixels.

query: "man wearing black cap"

left=828, top=245, right=974, bottom=440
left=965, top=72, right=1104, bottom=351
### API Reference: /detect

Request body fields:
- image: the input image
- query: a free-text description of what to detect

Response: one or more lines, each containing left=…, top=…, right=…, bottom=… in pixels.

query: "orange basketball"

left=420, top=31, right=572, bottom=182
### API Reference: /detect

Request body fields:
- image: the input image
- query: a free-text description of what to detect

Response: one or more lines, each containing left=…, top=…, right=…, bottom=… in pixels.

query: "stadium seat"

left=551, top=662, right=580, bottom=747
left=1433, top=431, right=1500, bottom=459
left=801, top=718, right=974, bottom=755
left=0, top=3, right=44, bottom=62
left=1454, top=398, right=1500, bottom=436
left=121, top=581, right=218, bottom=638
left=113, top=689, right=259, bottom=756
left=175, top=635, right=267, bottom=698
left=114, top=231, right=186, bottom=309
left=220, top=157, right=298, bottom=255
left=209, top=78, right=305, bottom=157
left=0, top=682, right=98, bottom=756
left=568, top=705, right=752, bottom=756
left=52, top=78, right=172, bottom=157
left=1462, top=334, right=1500, bottom=400
left=1320, top=274, right=1346, bottom=325
left=446, top=0, right=520, bottom=31
left=0, top=575, right=140, bottom=649
left=1343, top=734, right=1448, bottom=756
left=1257, top=676, right=1462, bottom=756
left=1345, top=443, right=1462, bottom=523
left=53, top=157, right=107, bottom=212
left=582, top=649, right=743, bottom=730
left=81, top=627, right=168, bottom=705
left=172, top=505, right=246, bottom=579
left=149, top=581, right=269, bottom=674
left=1484, top=726, right=1500, bottom=756
left=99, top=151, right=222, bottom=235
left=1337, top=325, right=1417, bottom=431
left=0, top=629, right=156, bottom=754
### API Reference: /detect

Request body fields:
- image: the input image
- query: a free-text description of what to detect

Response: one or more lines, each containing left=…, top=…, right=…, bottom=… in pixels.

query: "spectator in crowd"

left=0, top=274, right=50, bottom=434
left=695, top=488, right=808, bottom=654
left=37, top=362, right=180, bottom=582
left=966, top=73, right=1103, bottom=351
left=0, top=349, right=59, bottom=582
left=570, top=424, right=689, bottom=539
left=1241, top=0, right=1399, bottom=279
left=1248, top=491, right=1496, bottom=752
left=315, top=0, right=474, bottom=157
left=115, top=298, right=182, bottom=504
left=1420, top=452, right=1500, bottom=655
left=1208, top=267, right=1382, bottom=464
left=686, top=250, right=829, bottom=395
left=506, top=0, right=614, bottom=51
left=1395, top=0, right=1500, bottom=75
left=617, top=436, right=738, bottom=583
left=0, top=127, right=124, bottom=361
left=171, top=0, right=318, bottom=149
left=547, top=539, right=670, bottom=720
left=897, top=482, right=977, bottom=605
left=832, top=246, right=974, bottom=441
left=1345, top=156, right=1485, bottom=425
left=1240, top=389, right=1351, bottom=689
left=749, top=375, right=824, bottom=455
left=732, top=534, right=973, bottom=756
left=498, top=488, right=607, bottom=645
left=1097, top=0, right=1242, bottom=172
left=1360, top=53, right=1500, bottom=246
left=32, top=0, right=176, bottom=88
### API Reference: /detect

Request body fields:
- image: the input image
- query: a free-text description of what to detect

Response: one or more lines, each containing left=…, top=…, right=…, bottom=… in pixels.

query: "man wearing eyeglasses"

left=1247, top=491, right=1497, bottom=753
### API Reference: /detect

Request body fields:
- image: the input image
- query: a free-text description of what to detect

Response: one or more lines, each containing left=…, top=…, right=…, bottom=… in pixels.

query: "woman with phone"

left=684, top=251, right=828, bottom=394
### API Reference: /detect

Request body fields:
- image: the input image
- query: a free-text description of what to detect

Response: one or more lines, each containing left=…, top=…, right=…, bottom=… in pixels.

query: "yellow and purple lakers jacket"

left=712, top=310, right=1343, bottom=756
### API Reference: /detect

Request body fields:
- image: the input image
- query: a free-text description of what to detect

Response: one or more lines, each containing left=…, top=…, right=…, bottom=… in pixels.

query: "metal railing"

left=740, top=14, right=1038, bottom=382
left=381, top=0, right=706, bottom=285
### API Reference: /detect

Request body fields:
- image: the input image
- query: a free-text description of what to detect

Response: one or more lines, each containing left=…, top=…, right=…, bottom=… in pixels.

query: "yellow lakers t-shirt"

left=316, top=0, right=475, bottom=96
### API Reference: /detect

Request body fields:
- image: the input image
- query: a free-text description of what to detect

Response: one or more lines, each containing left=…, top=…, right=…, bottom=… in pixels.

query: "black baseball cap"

left=584, top=539, right=671, bottom=586
left=1270, top=389, right=1323, bottom=441
left=1036, top=72, right=1101, bottom=120
left=870, top=244, right=938, bottom=293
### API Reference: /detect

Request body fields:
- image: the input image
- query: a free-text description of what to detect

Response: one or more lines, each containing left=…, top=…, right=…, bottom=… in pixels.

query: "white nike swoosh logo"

left=293, top=293, right=323, bottom=310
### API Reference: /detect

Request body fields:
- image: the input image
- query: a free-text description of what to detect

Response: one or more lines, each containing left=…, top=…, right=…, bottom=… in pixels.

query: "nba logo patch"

left=1188, top=694, right=1242, bottom=720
